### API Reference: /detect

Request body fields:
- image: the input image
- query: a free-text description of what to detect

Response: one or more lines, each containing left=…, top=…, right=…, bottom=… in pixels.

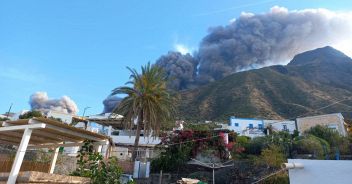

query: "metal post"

left=7, top=128, right=32, bottom=184
left=49, top=147, right=60, bottom=174
left=213, top=163, right=215, bottom=184
left=107, top=125, right=112, bottom=136
left=159, top=170, right=163, bottom=184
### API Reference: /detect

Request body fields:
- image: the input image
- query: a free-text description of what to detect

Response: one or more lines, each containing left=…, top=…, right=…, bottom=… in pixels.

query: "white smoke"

left=197, top=6, right=352, bottom=82
left=29, top=92, right=78, bottom=115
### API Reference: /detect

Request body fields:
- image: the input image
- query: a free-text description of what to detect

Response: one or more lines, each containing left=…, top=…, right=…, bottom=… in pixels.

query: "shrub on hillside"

left=306, top=125, right=342, bottom=147
left=293, top=135, right=330, bottom=159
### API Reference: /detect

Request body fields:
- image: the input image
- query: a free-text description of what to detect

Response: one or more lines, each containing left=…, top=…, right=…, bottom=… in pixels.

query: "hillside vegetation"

left=177, top=46, right=352, bottom=121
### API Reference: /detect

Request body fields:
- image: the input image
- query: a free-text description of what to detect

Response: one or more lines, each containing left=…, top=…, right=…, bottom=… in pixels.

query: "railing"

left=135, top=149, right=160, bottom=160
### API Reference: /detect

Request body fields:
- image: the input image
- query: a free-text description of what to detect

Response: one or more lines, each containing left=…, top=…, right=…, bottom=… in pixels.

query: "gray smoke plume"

left=196, top=6, right=352, bottom=82
left=103, top=95, right=122, bottom=113
left=155, top=51, right=199, bottom=90
left=29, top=92, right=78, bottom=114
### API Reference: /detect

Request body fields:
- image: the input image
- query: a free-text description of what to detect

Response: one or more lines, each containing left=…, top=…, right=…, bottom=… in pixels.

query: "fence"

left=0, top=160, right=51, bottom=173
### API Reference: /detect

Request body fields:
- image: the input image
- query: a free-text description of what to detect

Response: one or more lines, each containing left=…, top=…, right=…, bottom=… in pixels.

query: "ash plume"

left=30, top=92, right=78, bottom=114
left=155, top=51, right=199, bottom=90
left=197, top=6, right=352, bottom=82
left=103, top=95, right=122, bottom=113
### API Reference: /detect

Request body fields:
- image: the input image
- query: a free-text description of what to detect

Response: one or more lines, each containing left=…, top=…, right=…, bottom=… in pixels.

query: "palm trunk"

left=132, top=110, right=143, bottom=161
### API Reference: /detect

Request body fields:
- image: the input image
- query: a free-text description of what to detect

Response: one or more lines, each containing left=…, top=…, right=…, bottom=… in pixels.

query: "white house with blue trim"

left=228, top=116, right=265, bottom=138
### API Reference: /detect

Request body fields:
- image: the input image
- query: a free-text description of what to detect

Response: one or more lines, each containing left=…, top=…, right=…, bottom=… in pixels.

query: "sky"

left=1, top=0, right=352, bottom=115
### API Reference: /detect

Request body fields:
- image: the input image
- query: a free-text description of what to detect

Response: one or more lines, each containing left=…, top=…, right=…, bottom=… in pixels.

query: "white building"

left=264, top=120, right=296, bottom=134
left=87, top=113, right=161, bottom=161
left=228, top=117, right=265, bottom=138
left=286, top=159, right=352, bottom=184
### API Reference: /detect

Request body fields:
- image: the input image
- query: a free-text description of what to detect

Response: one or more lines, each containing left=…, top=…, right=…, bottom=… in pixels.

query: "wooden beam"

left=45, top=124, right=104, bottom=142
left=0, top=138, right=19, bottom=145
left=0, top=123, right=46, bottom=132
left=0, top=131, right=49, bottom=144
left=28, top=140, right=109, bottom=149
left=39, top=128, right=84, bottom=142
left=31, top=131, right=63, bottom=142
left=49, top=147, right=60, bottom=174
left=7, top=128, right=32, bottom=184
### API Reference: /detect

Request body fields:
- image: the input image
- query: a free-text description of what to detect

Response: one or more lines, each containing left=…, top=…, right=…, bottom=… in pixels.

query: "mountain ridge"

left=177, top=46, right=352, bottom=122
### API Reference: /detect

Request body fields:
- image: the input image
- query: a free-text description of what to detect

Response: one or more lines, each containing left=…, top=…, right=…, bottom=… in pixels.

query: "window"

left=249, top=124, right=253, bottom=129
left=235, top=123, right=239, bottom=127
left=283, top=125, right=288, bottom=131
left=328, top=124, right=338, bottom=130
left=258, top=124, right=263, bottom=129
left=112, top=131, right=120, bottom=136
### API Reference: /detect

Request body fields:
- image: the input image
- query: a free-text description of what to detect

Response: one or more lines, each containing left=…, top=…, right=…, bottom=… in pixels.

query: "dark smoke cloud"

left=103, top=7, right=352, bottom=109
left=103, top=95, right=122, bottom=113
left=30, top=92, right=78, bottom=114
left=197, top=6, right=352, bottom=82
left=155, top=51, right=199, bottom=90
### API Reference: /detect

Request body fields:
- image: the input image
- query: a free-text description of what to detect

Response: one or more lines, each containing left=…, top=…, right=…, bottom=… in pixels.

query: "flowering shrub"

left=152, top=130, right=237, bottom=172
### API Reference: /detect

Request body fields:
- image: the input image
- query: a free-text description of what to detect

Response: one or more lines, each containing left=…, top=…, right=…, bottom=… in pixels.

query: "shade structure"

left=0, top=117, right=111, bottom=184
left=87, top=113, right=125, bottom=129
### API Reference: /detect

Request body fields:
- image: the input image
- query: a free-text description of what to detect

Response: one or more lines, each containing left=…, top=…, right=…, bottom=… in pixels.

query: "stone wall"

left=0, top=171, right=90, bottom=184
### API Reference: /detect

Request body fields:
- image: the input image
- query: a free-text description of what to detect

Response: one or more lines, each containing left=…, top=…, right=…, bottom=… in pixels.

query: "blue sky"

left=1, top=0, right=352, bottom=115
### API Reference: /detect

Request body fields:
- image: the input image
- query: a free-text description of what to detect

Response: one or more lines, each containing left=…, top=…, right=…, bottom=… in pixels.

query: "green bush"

left=19, top=111, right=43, bottom=119
left=262, top=172, right=289, bottom=184
left=0, top=117, right=9, bottom=121
left=71, top=141, right=122, bottom=184
left=306, top=125, right=342, bottom=147
left=244, top=136, right=271, bottom=155
left=151, top=143, right=193, bottom=172
left=293, top=135, right=330, bottom=159
left=257, top=145, right=286, bottom=168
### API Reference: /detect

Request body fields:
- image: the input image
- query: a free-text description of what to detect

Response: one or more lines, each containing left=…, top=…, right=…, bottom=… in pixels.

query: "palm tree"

left=111, top=63, right=176, bottom=161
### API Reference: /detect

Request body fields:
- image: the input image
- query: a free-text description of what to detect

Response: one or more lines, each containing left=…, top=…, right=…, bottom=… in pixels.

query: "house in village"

left=226, top=117, right=266, bottom=138
left=225, top=117, right=296, bottom=138
left=263, top=120, right=296, bottom=134
left=225, top=113, right=348, bottom=138
left=296, top=113, right=347, bottom=136
left=87, top=113, right=161, bottom=161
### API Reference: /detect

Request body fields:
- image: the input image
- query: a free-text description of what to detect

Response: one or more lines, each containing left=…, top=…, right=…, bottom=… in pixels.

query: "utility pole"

left=82, top=106, right=91, bottom=117
left=6, top=103, right=13, bottom=118
left=82, top=106, right=91, bottom=129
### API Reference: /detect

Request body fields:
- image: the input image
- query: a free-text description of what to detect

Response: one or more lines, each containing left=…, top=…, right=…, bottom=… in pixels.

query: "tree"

left=112, top=63, right=176, bottom=160
left=19, top=111, right=43, bottom=119
left=0, top=117, right=9, bottom=121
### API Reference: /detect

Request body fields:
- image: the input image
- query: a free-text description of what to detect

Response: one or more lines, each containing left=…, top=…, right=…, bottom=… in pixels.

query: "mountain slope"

left=178, top=46, right=352, bottom=121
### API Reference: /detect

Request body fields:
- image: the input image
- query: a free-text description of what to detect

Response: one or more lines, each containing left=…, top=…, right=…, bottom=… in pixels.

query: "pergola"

left=87, top=113, right=125, bottom=136
left=0, top=117, right=110, bottom=184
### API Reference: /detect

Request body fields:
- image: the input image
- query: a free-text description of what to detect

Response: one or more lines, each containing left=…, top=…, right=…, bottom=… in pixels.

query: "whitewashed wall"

left=288, top=159, right=352, bottom=184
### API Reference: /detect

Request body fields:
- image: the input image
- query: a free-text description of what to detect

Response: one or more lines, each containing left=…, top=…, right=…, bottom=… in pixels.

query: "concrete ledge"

left=0, top=171, right=90, bottom=184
